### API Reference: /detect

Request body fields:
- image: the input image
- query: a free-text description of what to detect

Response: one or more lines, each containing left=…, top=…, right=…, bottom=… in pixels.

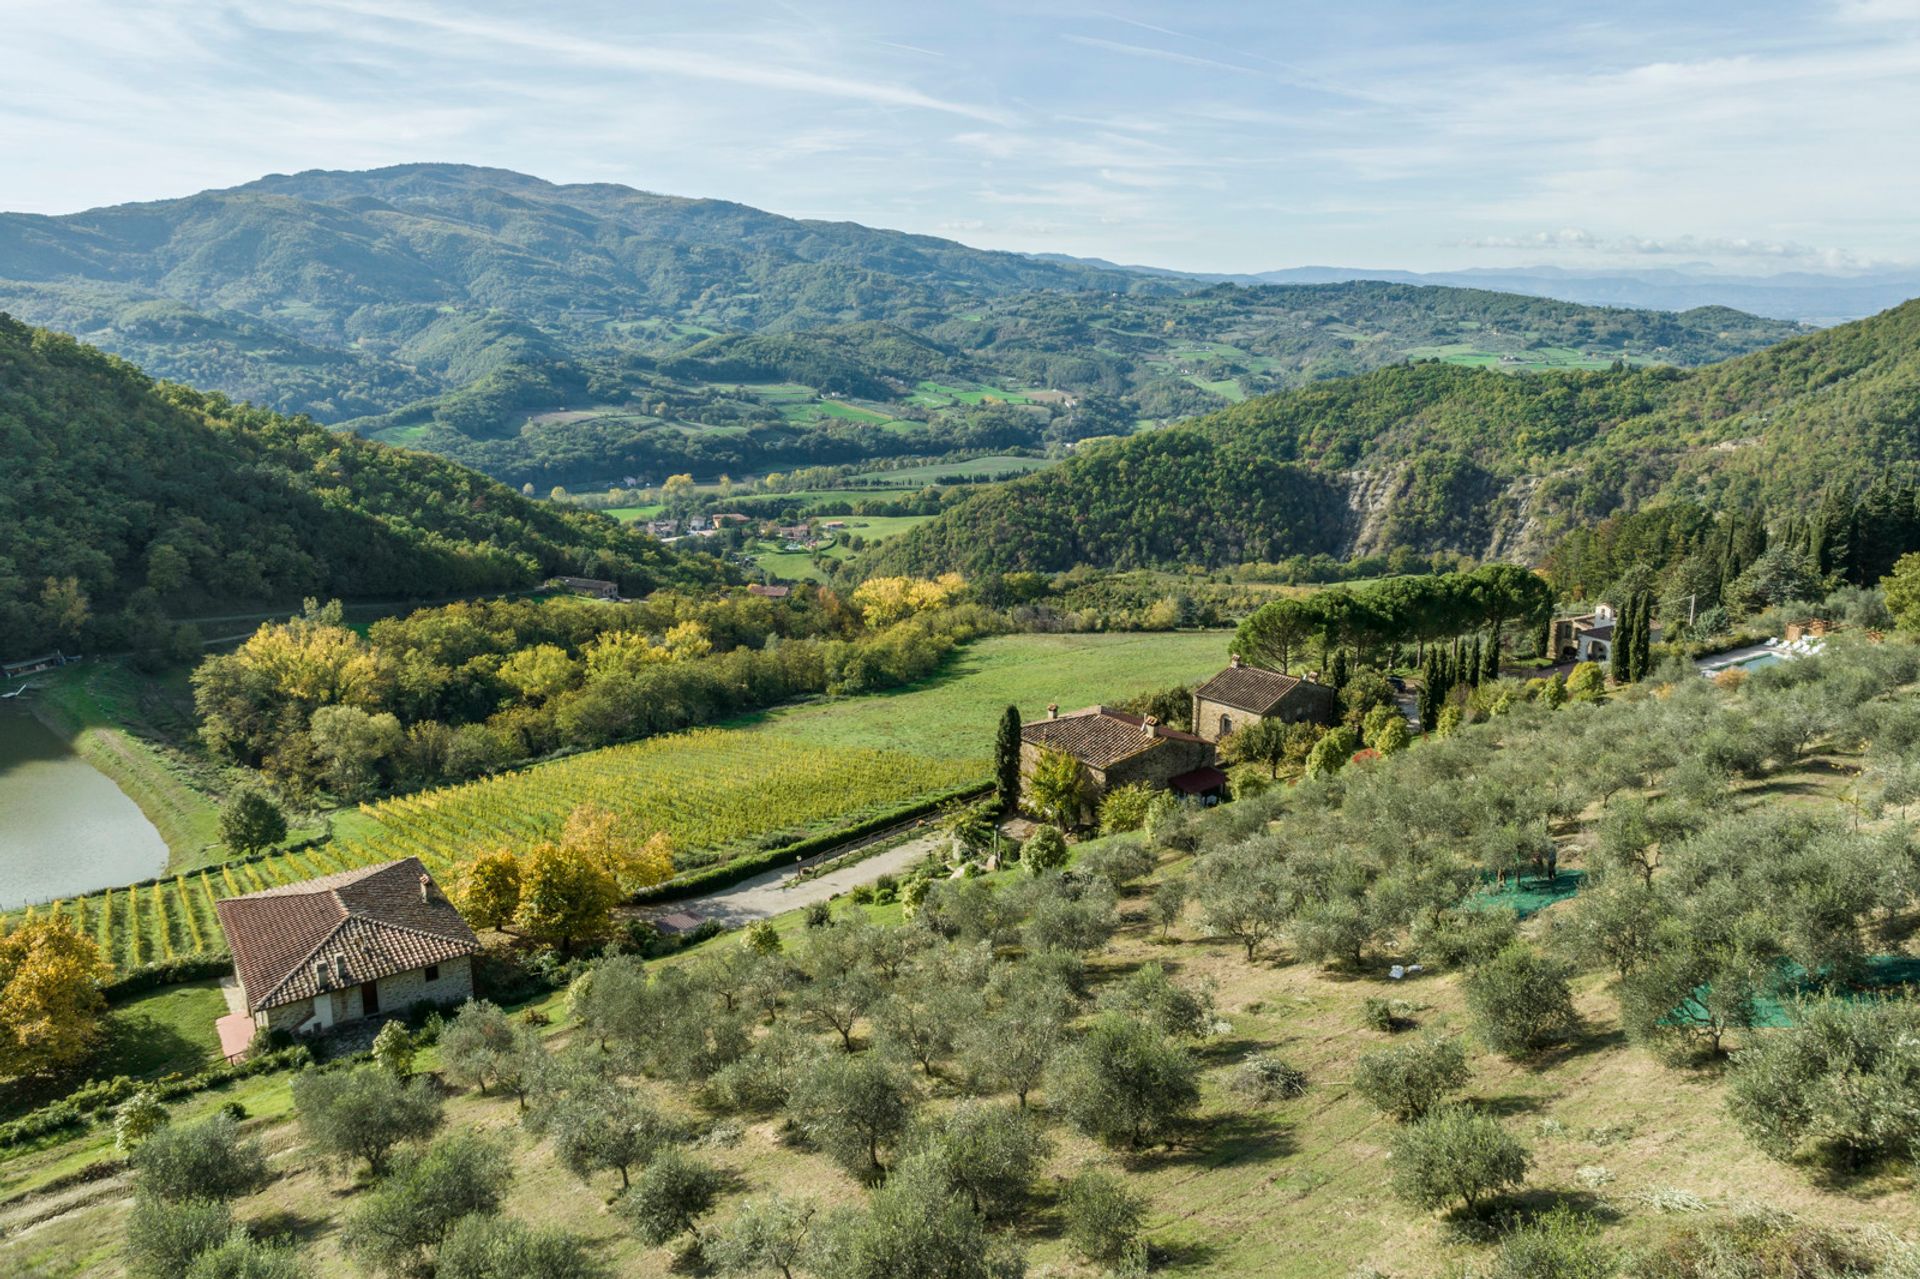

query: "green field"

left=1404, top=343, right=1648, bottom=371
left=9, top=633, right=1229, bottom=970
left=847, top=455, right=1052, bottom=484
left=744, top=513, right=943, bottom=579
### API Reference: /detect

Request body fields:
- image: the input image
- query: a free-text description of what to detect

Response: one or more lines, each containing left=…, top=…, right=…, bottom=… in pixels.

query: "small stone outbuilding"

left=1020, top=704, right=1222, bottom=819
left=1191, top=657, right=1340, bottom=743
left=214, top=858, right=480, bottom=1038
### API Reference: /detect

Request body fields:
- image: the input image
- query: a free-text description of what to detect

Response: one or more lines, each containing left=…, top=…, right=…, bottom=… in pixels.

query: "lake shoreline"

left=19, top=666, right=224, bottom=877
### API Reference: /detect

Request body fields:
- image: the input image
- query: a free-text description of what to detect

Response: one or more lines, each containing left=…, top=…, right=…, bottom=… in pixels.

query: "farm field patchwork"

left=6, top=633, right=1229, bottom=972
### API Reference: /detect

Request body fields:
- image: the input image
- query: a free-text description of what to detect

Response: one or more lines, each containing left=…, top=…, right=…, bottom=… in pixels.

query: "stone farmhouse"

left=214, top=858, right=480, bottom=1044
left=1190, top=656, right=1340, bottom=742
left=1020, top=705, right=1225, bottom=819
left=545, top=575, right=620, bottom=600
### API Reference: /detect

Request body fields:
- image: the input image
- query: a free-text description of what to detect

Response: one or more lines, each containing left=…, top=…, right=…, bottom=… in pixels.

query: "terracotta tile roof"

left=1020, top=706, right=1206, bottom=769
left=1193, top=664, right=1308, bottom=715
left=214, top=858, right=480, bottom=1013
left=1170, top=766, right=1229, bottom=795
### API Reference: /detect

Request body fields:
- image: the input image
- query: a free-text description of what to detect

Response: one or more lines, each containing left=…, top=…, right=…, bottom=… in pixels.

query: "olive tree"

left=1388, top=1107, right=1530, bottom=1216
left=619, top=1149, right=724, bottom=1251
left=707, top=1194, right=817, bottom=1279
left=132, top=1113, right=270, bottom=1204
left=1352, top=1035, right=1469, bottom=1122
left=913, top=1101, right=1051, bottom=1221
left=1061, top=1167, right=1147, bottom=1266
left=342, top=1133, right=512, bottom=1276
left=1463, top=944, right=1579, bottom=1059
left=291, top=1064, right=443, bottom=1177
left=785, top=1052, right=914, bottom=1180
left=125, top=1196, right=232, bottom=1279
left=1050, top=1012, right=1199, bottom=1149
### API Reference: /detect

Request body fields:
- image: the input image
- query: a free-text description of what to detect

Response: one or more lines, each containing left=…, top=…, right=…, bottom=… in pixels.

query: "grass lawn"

left=92, top=981, right=228, bottom=1083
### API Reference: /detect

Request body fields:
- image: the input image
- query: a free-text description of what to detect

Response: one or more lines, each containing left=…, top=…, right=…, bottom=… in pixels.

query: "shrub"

left=1230, top=1055, right=1307, bottom=1103
left=436, top=1215, right=608, bottom=1279
left=1023, top=825, right=1069, bottom=874
left=1095, top=962, right=1214, bottom=1037
left=1488, top=1207, right=1616, bottom=1279
left=182, top=1231, right=308, bottom=1279
left=1566, top=663, right=1605, bottom=701
left=1079, top=839, right=1157, bottom=892
left=115, top=1089, right=170, bottom=1155
left=1353, top=1035, right=1469, bottom=1122
left=1413, top=907, right=1519, bottom=969
left=1362, top=997, right=1416, bottom=1033
left=804, top=900, right=833, bottom=929
left=1098, top=783, right=1158, bottom=836
left=1464, top=944, right=1579, bottom=1059
left=1388, top=1106, right=1530, bottom=1216
left=371, top=1019, right=416, bottom=1077
left=1061, top=1166, right=1148, bottom=1265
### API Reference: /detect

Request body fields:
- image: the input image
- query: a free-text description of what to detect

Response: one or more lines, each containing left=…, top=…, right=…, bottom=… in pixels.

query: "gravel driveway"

left=644, top=832, right=950, bottom=928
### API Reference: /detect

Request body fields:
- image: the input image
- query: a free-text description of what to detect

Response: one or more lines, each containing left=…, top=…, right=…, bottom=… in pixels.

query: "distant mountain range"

left=0, top=165, right=1811, bottom=490
left=1030, top=255, right=1920, bottom=325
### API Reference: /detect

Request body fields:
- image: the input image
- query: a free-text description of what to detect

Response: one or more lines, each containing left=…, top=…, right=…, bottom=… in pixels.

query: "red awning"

left=1170, top=766, right=1229, bottom=795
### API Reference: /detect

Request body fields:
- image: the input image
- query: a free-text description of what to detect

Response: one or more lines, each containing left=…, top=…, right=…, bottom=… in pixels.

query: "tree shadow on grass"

left=1140, top=1108, right=1296, bottom=1171
left=1518, top=1024, right=1629, bottom=1071
left=249, top=1207, right=329, bottom=1246
left=1441, top=1188, right=1619, bottom=1243
left=1150, top=1237, right=1227, bottom=1274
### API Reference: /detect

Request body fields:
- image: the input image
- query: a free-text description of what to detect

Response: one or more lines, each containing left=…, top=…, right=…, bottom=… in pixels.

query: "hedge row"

left=629, top=782, right=990, bottom=905
left=104, top=954, right=234, bottom=1000
left=0, top=1045, right=312, bottom=1149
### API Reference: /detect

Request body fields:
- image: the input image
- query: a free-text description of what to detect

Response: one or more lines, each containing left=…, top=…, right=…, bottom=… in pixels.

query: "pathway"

left=642, top=832, right=949, bottom=928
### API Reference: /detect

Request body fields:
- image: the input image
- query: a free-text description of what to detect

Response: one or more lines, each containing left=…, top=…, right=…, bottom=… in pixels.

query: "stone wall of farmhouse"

left=1104, top=738, right=1215, bottom=790
left=1193, top=683, right=1339, bottom=743
left=257, top=955, right=474, bottom=1034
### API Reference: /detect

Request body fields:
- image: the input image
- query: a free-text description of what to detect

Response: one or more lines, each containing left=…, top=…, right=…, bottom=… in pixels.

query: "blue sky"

left=5, top=0, right=1918, bottom=273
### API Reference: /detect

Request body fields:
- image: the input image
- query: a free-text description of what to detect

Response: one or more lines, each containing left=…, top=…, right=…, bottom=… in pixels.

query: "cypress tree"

left=1631, top=592, right=1654, bottom=681
left=1609, top=597, right=1632, bottom=685
left=994, top=704, right=1023, bottom=811
left=1482, top=632, right=1501, bottom=683
left=1330, top=648, right=1350, bottom=692
left=1465, top=636, right=1481, bottom=687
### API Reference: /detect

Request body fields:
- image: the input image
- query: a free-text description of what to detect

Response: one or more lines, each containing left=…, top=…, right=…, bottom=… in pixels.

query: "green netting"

left=1462, top=869, right=1586, bottom=919
left=1678, top=955, right=1920, bottom=1029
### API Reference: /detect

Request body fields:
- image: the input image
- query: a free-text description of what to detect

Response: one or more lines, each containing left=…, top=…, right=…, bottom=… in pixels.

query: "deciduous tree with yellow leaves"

left=849, top=574, right=967, bottom=629
left=457, top=804, right=674, bottom=950
left=0, top=916, right=110, bottom=1079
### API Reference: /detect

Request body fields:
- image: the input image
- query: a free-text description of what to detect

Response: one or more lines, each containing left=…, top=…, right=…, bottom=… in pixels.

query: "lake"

left=0, top=704, right=169, bottom=910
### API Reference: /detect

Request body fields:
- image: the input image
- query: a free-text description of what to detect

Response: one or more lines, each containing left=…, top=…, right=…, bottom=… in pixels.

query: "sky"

left=4, top=0, right=1918, bottom=274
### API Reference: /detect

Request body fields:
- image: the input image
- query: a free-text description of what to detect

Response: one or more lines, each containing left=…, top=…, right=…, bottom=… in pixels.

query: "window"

left=424, top=965, right=440, bottom=982
left=1220, top=714, right=1233, bottom=738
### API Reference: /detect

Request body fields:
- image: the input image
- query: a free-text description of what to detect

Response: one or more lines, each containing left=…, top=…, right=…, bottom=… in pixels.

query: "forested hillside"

left=870, top=299, right=1920, bottom=576
left=0, top=317, right=727, bottom=654
left=0, top=166, right=1806, bottom=487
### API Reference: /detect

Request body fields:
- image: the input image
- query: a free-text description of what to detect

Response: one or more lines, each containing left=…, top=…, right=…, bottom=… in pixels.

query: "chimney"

left=1046, top=703, right=1058, bottom=719
left=1229, top=654, right=1243, bottom=669
left=419, top=873, right=432, bottom=904
left=314, top=958, right=330, bottom=990
left=1142, top=715, right=1158, bottom=737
